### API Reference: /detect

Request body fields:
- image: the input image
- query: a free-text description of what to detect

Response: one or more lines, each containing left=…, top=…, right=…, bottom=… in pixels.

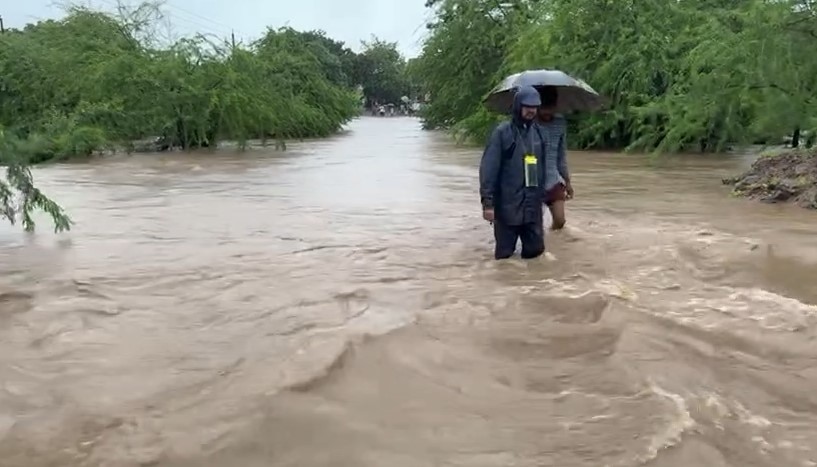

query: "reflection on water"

left=1, top=117, right=817, bottom=467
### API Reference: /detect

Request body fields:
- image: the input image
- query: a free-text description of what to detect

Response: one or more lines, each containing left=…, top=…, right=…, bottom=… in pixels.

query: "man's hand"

left=565, top=182, right=574, bottom=200
left=482, top=208, right=495, bottom=223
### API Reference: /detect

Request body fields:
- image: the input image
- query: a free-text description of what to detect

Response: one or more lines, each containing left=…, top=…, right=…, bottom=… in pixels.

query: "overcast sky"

left=2, top=0, right=431, bottom=57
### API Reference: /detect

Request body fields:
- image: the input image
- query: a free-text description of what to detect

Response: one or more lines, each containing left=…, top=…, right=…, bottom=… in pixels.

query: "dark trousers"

left=493, top=220, right=545, bottom=260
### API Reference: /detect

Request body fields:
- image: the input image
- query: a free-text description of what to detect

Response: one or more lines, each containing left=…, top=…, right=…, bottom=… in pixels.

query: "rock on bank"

left=722, top=148, right=817, bottom=209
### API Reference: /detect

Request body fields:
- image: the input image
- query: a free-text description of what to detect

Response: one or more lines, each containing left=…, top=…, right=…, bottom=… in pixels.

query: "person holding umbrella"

left=479, top=85, right=549, bottom=260
left=482, top=69, right=604, bottom=241
left=537, top=85, right=573, bottom=230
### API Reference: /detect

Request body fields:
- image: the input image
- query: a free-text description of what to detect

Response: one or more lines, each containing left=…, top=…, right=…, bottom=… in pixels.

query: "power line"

left=162, top=1, right=241, bottom=35
left=90, top=0, right=252, bottom=44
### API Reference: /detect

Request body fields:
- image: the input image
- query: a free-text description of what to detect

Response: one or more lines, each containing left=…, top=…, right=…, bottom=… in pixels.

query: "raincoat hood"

left=511, top=85, right=541, bottom=125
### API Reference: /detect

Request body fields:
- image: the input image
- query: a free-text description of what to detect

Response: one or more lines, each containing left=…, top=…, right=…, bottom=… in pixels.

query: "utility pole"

left=0, top=16, right=5, bottom=34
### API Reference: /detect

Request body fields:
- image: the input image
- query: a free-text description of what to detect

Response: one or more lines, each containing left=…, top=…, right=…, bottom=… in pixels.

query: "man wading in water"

left=537, top=86, right=573, bottom=230
left=479, top=85, right=549, bottom=260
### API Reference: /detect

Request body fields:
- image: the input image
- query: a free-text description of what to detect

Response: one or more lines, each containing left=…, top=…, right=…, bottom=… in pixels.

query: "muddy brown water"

left=1, top=117, right=817, bottom=467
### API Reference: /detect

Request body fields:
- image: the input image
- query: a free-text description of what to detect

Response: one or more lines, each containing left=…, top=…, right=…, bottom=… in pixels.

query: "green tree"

left=412, top=0, right=817, bottom=153
left=412, top=0, right=535, bottom=138
left=354, top=37, right=411, bottom=106
left=0, top=128, right=73, bottom=233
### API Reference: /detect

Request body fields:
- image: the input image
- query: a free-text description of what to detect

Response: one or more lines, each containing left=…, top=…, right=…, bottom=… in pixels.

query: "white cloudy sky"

left=3, top=0, right=431, bottom=57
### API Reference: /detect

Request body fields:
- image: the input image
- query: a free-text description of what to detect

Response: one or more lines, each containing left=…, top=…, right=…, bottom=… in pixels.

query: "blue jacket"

left=479, top=86, right=548, bottom=226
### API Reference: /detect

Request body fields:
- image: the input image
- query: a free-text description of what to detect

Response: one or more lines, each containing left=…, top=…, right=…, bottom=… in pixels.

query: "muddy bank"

left=722, top=148, right=817, bottom=208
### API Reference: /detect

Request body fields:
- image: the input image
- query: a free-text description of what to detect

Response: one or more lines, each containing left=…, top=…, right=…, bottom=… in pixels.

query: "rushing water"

left=1, top=117, right=817, bottom=467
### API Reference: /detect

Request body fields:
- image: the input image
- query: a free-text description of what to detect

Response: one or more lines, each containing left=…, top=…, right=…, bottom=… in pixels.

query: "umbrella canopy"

left=483, top=69, right=605, bottom=114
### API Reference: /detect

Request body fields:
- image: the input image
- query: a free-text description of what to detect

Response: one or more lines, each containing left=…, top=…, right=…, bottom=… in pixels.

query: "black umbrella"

left=483, top=69, right=605, bottom=114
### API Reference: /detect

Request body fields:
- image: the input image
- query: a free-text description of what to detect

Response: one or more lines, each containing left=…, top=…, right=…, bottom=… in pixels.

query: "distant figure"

left=479, top=85, right=548, bottom=260
left=378, top=105, right=385, bottom=116
left=537, top=86, right=573, bottom=230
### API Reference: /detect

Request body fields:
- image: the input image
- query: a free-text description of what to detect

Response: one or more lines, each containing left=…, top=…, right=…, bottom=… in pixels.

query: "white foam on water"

left=593, top=279, right=639, bottom=302
left=692, top=286, right=817, bottom=331
left=634, top=381, right=696, bottom=464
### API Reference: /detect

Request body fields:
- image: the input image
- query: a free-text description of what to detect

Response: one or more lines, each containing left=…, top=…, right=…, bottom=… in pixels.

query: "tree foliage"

left=354, top=37, right=416, bottom=107
left=413, top=0, right=817, bottom=153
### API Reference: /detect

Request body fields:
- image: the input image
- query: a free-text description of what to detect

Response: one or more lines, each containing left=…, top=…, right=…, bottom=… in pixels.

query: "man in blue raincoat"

left=479, top=85, right=548, bottom=260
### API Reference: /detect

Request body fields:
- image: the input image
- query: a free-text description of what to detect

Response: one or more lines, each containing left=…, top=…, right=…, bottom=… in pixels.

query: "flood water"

left=2, top=116, right=817, bottom=467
